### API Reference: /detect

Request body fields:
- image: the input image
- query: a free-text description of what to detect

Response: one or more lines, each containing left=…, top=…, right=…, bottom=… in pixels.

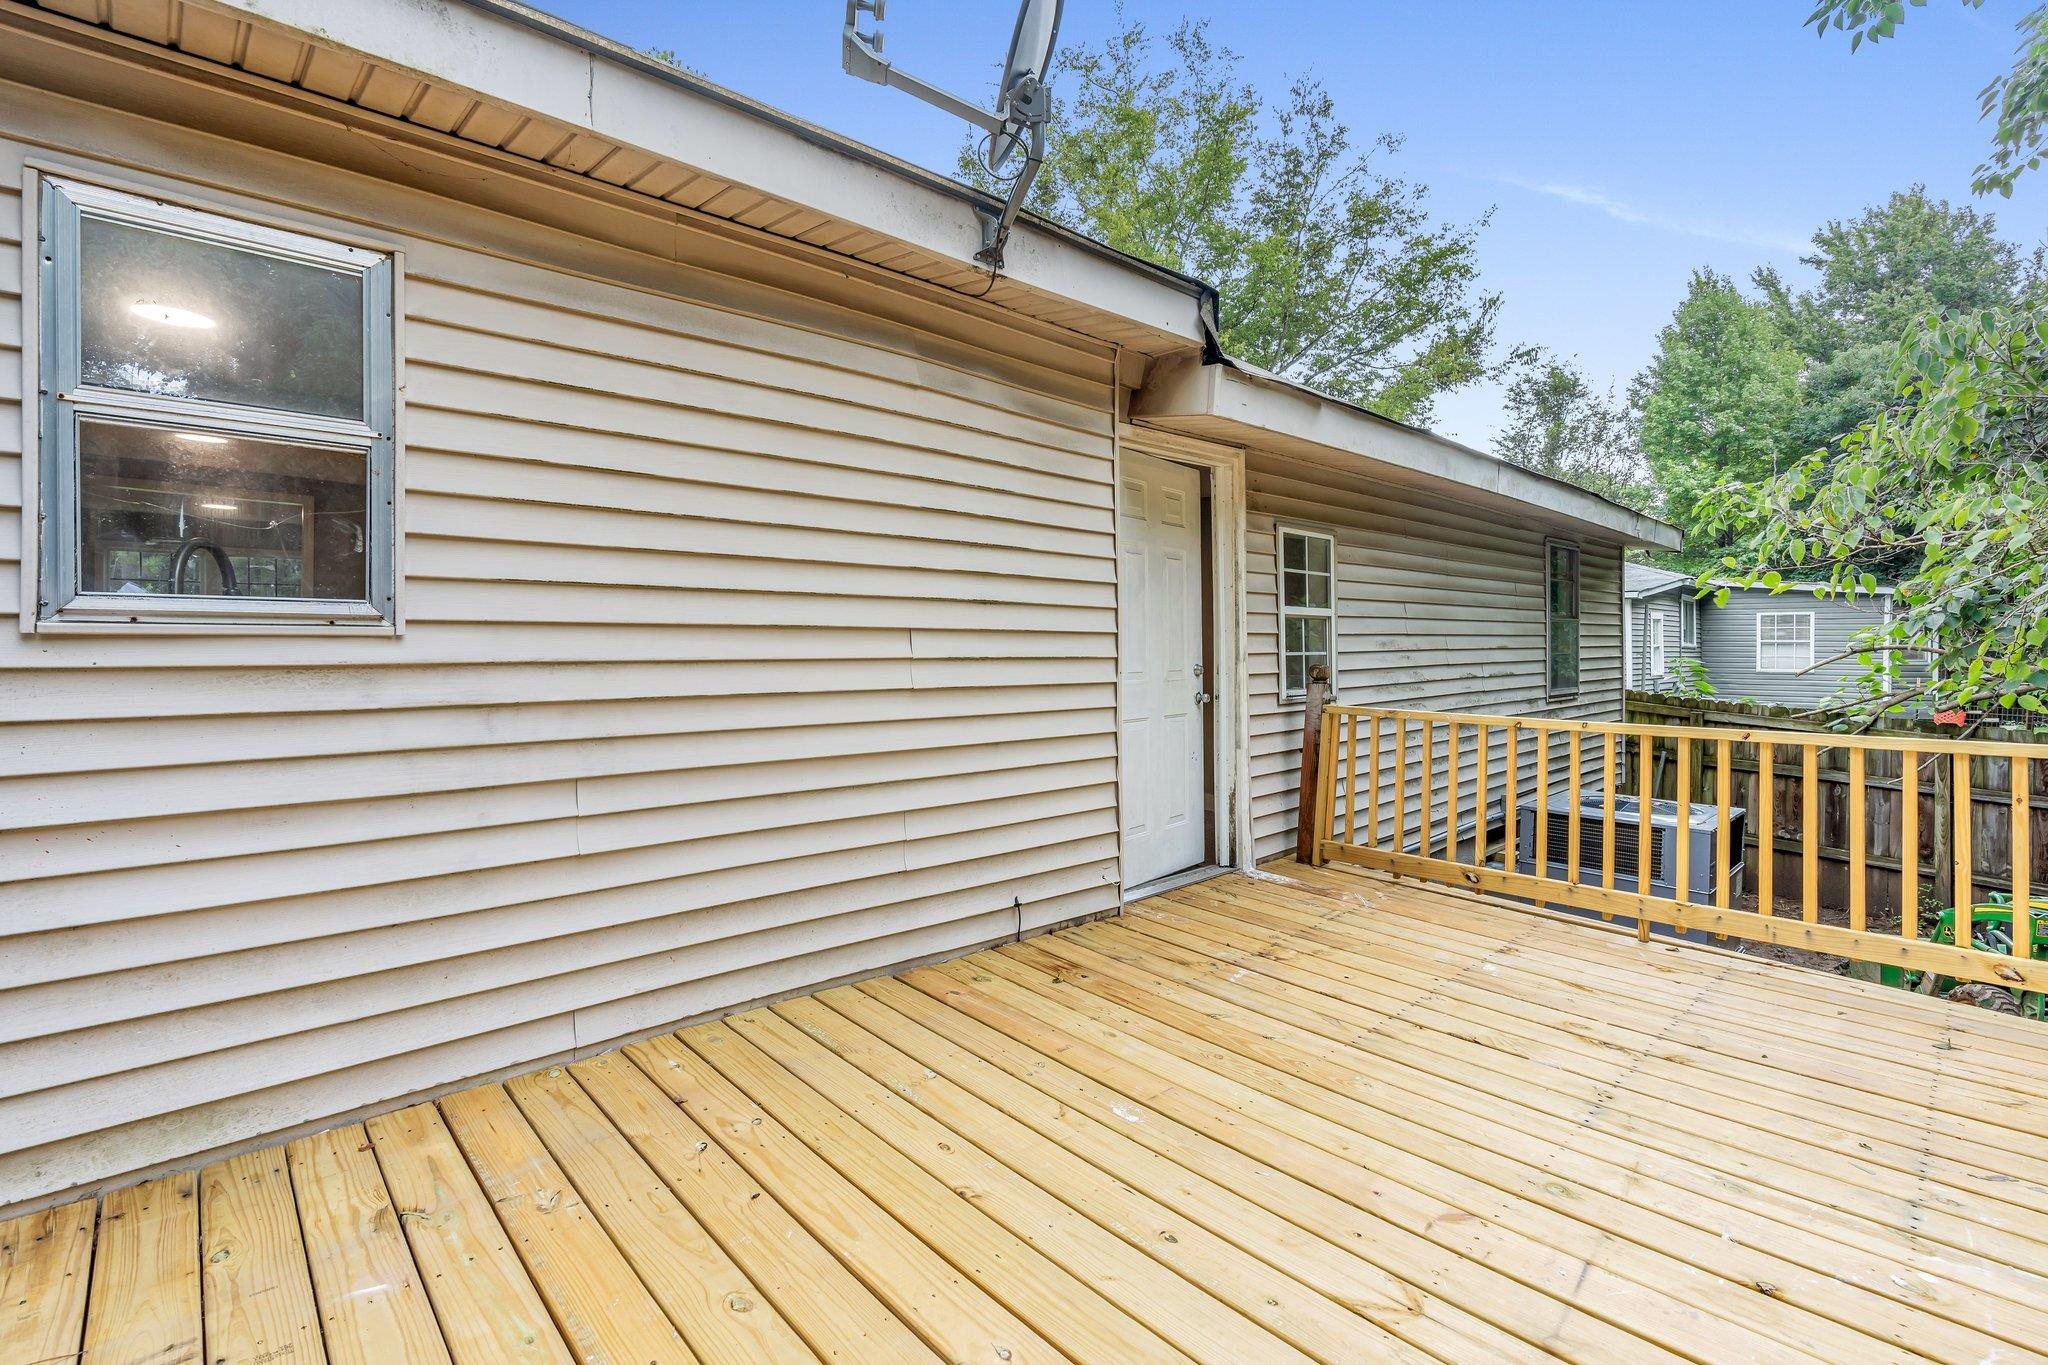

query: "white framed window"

left=1680, top=594, right=1697, bottom=646
left=34, top=177, right=397, bottom=628
left=1756, top=611, right=1815, bottom=673
left=1647, top=610, right=1667, bottom=678
left=1545, top=540, right=1581, bottom=697
left=1278, top=526, right=1336, bottom=701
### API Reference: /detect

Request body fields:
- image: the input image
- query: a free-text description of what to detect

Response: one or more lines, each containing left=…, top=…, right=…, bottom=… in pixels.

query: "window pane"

left=1285, top=615, right=1306, bottom=652
left=1282, top=570, right=1306, bottom=609
left=1303, top=536, right=1331, bottom=575
left=1551, top=618, right=1580, bottom=690
left=79, top=215, right=367, bottom=420
left=77, top=419, right=368, bottom=600
left=1284, top=653, right=1306, bottom=697
left=1298, top=615, right=1329, bottom=659
left=1282, top=533, right=1306, bottom=571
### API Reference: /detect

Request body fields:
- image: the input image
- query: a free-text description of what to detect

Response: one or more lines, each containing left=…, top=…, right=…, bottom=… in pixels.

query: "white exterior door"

left=1119, top=449, right=1207, bottom=887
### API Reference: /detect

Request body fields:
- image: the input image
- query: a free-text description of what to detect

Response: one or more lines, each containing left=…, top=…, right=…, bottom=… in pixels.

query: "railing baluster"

left=1503, top=722, right=1519, bottom=874
left=1757, top=741, right=1775, bottom=919
left=1715, top=737, right=1732, bottom=912
left=2015, top=755, right=2033, bottom=966
left=1955, top=750, right=1974, bottom=950
left=1534, top=726, right=1551, bottom=882
left=1566, top=730, right=1583, bottom=888
left=1474, top=722, right=1489, bottom=868
left=1899, top=751, right=1919, bottom=939
left=1344, top=713, right=1358, bottom=847
left=1802, top=743, right=1820, bottom=925
left=1637, top=730, right=1654, bottom=942
left=1674, top=737, right=1693, bottom=911
left=1392, top=715, right=1408, bottom=856
left=1447, top=722, right=1462, bottom=866
left=1600, top=734, right=1617, bottom=917
left=1419, top=719, right=1436, bottom=859
left=1366, top=715, right=1382, bottom=848
left=1848, top=748, right=1867, bottom=933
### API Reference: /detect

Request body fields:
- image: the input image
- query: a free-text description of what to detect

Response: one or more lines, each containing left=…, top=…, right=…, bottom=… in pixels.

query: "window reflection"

left=78, top=215, right=367, bottom=420
left=78, top=420, right=368, bottom=601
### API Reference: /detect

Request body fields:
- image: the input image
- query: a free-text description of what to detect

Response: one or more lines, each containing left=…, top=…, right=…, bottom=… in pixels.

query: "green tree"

left=1808, top=1, right=2048, bottom=197
left=1632, top=271, right=1801, bottom=558
left=1693, top=2, right=2048, bottom=717
left=1755, top=187, right=2022, bottom=452
left=1495, top=351, right=1655, bottom=511
left=1700, top=310, right=2048, bottom=714
left=974, top=18, right=1514, bottom=423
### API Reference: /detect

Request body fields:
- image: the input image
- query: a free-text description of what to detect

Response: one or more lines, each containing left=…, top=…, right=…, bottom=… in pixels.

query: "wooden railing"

left=1308, top=703, right=2048, bottom=993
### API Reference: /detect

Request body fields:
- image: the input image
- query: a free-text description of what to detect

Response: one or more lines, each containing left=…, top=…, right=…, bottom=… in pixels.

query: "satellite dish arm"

left=843, top=11, right=1005, bottom=135
left=976, top=102, right=1045, bottom=269
left=842, top=0, right=1056, bottom=270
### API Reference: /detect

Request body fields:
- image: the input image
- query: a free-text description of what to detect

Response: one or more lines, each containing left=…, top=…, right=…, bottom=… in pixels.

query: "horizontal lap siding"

left=0, top=117, right=1120, bottom=1209
left=1628, top=594, right=1701, bottom=690
left=1245, top=451, right=1625, bottom=860
left=1699, top=589, right=1892, bottom=709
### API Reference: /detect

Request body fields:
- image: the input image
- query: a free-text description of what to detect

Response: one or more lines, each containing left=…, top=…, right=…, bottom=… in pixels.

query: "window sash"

left=1647, top=611, right=1667, bottom=676
left=1546, top=541, right=1581, bottom=696
left=1680, top=595, right=1697, bottom=646
left=1278, top=528, right=1336, bottom=701
left=37, top=178, right=397, bottom=627
left=1755, top=612, right=1815, bottom=672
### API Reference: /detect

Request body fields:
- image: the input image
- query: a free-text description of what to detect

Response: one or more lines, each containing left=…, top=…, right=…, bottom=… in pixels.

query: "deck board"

left=41, top=863, right=2048, bottom=1363
left=0, top=1197, right=94, bottom=1365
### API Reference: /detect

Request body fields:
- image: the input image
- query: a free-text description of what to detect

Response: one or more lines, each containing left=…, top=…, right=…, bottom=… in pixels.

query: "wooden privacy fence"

left=1306, top=701, right=2048, bottom=992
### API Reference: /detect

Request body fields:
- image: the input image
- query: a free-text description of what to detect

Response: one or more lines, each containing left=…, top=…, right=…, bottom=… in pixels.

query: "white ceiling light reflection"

left=129, top=301, right=216, bottom=329
left=173, top=432, right=231, bottom=445
left=198, top=502, right=240, bottom=512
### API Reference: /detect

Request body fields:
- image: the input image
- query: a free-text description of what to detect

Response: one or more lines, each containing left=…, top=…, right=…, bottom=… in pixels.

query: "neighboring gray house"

left=1625, top=562, right=1919, bottom=708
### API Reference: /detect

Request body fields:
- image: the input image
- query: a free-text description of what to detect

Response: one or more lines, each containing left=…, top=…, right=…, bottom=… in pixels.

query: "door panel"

left=1119, top=449, right=1206, bottom=887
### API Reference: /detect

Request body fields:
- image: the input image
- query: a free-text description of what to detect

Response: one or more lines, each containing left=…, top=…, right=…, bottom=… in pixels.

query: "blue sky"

left=541, top=0, right=2047, bottom=448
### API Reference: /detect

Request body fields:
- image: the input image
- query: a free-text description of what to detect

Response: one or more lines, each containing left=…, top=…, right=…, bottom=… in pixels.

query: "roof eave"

left=1132, top=358, right=1683, bottom=552
left=187, top=0, right=1208, bottom=348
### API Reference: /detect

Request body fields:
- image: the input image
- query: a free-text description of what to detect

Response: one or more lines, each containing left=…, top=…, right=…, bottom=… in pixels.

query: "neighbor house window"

left=1756, top=611, right=1815, bottom=673
left=1546, top=541, right=1580, bottom=696
left=1647, top=610, right=1667, bottom=679
left=1680, top=594, right=1697, bottom=646
left=36, top=178, right=396, bottom=626
left=1278, top=527, right=1336, bottom=700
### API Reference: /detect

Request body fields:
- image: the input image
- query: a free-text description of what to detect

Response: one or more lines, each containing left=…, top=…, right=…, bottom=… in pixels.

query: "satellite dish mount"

left=842, top=0, right=1064, bottom=271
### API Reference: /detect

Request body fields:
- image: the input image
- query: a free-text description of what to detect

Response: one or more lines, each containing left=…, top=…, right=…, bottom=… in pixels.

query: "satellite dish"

left=842, top=0, right=1067, bottom=269
left=988, top=0, right=1063, bottom=173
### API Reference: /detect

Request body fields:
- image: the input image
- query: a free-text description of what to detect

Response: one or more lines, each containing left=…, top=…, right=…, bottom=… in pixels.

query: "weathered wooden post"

left=1296, top=664, right=1333, bottom=865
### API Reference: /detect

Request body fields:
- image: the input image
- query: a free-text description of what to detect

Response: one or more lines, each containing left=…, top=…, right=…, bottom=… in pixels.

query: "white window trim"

left=1277, top=525, right=1337, bottom=703
left=1647, top=610, right=1667, bottom=679
left=1679, top=594, right=1698, bottom=647
left=1544, top=539, right=1581, bottom=698
left=25, top=169, right=401, bottom=633
left=1755, top=610, right=1816, bottom=673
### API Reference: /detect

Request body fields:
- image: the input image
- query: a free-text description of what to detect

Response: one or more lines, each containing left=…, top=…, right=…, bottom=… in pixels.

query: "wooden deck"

left=10, top=863, right=2048, bottom=1364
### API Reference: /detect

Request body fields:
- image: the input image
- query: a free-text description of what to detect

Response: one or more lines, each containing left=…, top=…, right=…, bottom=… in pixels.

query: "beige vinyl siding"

left=1245, top=448, right=1626, bottom=860
left=0, top=93, right=1121, bottom=1209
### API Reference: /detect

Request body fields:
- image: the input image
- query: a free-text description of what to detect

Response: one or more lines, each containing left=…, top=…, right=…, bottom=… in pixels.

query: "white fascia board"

left=1135, top=360, right=1682, bottom=551
left=191, top=0, right=1206, bottom=344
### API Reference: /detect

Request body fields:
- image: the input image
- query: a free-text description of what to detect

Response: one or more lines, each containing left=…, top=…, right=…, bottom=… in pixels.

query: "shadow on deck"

left=9, top=861, right=2048, bottom=1362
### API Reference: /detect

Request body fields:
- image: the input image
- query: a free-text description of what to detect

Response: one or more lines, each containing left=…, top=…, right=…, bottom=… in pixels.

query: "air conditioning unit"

left=1512, top=791, right=1745, bottom=906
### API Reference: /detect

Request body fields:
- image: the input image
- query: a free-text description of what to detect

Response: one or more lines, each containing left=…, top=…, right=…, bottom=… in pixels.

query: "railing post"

left=1296, top=664, right=1333, bottom=865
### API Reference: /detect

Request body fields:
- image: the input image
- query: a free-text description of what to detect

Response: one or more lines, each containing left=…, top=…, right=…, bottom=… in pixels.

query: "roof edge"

left=189, top=0, right=1210, bottom=345
left=1133, top=357, right=1683, bottom=552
